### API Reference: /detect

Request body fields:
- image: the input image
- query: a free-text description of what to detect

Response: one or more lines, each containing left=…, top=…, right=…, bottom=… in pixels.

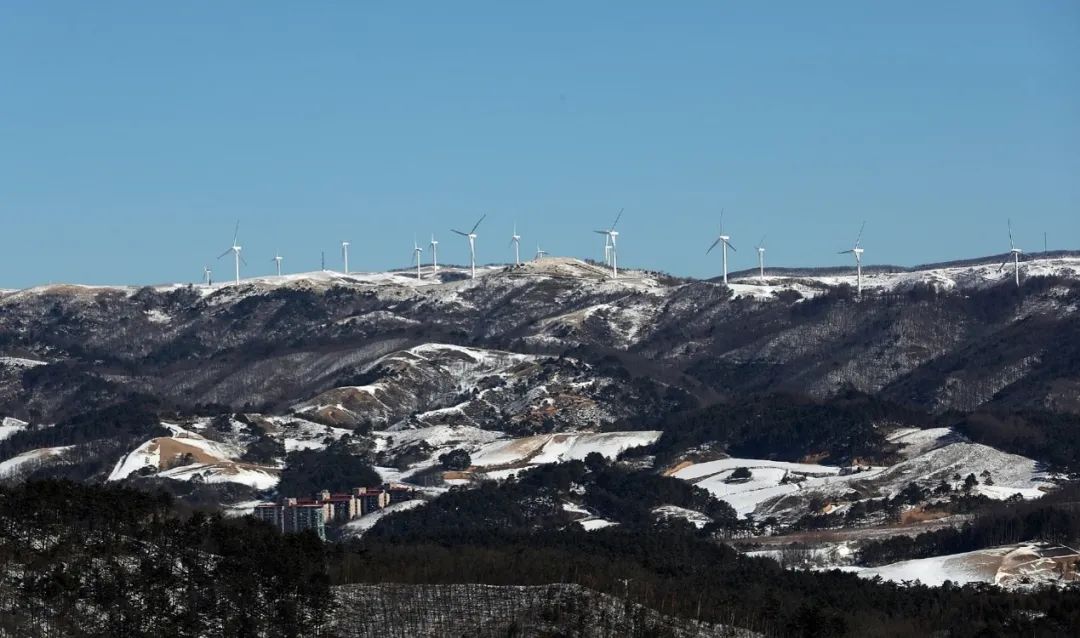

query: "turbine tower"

left=594, top=208, right=623, bottom=278
left=838, top=221, right=866, bottom=297
left=755, top=235, right=767, bottom=281
left=706, top=209, right=736, bottom=284
left=412, top=239, right=424, bottom=280
left=203, top=266, right=212, bottom=287
left=451, top=214, right=486, bottom=279
left=999, top=219, right=1023, bottom=287
left=510, top=223, right=522, bottom=266
left=341, top=241, right=350, bottom=274
left=429, top=234, right=439, bottom=274
left=272, top=252, right=283, bottom=277
left=216, top=221, right=245, bottom=285
left=535, top=243, right=548, bottom=261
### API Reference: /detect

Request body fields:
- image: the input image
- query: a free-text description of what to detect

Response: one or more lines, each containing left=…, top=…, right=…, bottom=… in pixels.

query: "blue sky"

left=1, top=2, right=1077, bottom=287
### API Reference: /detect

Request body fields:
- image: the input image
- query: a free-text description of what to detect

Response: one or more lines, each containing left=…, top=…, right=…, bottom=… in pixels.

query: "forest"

left=2, top=477, right=1079, bottom=637
left=646, top=391, right=928, bottom=466
left=0, top=480, right=332, bottom=638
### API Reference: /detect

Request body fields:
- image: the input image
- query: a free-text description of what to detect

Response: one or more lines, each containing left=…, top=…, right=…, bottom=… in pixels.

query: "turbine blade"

left=232, top=220, right=240, bottom=244
left=724, top=240, right=737, bottom=252
left=719, top=208, right=724, bottom=235
left=610, top=208, right=624, bottom=231
left=217, top=248, right=232, bottom=259
left=706, top=237, right=722, bottom=254
left=854, top=221, right=866, bottom=249
left=757, top=234, right=766, bottom=249
left=451, top=229, right=468, bottom=236
left=471, top=214, right=486, bottom=233
left=838, top=250, right=853, bottom=255
left=1008, top=219, right=1015, bottom=250
left=239, top=254, right=248, bottom=266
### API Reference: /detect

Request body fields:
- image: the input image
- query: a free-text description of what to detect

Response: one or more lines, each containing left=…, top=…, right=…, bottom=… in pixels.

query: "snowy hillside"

left=108, top=422, right=279, bottom=490
left=841, top=542, right=1080, bottom=589
left=671, top=427, right=1052, bottom=521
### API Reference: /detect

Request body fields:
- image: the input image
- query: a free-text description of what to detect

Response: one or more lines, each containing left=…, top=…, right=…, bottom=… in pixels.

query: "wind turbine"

left=510, top=223, right=522, bottom=266
left=594, top=208, right=623, bottom=278
left=217, top=221, right=245, bottom=285
left=535, top=243, right=549, bottom=261
left=706, top=209, right=736, bottom=284
left=451, top=214, right=486, bottom=279
left=412, top=239, right=423, bottom=280
left=341, top=241, right=350, bottom=274
left=272, top=252, right=283, bottom=277
left=755, top=235, right=767, bottom=281
left=429, top=234, right=439, bottom=274
left=999, top=219, right=1023, bottom=287
left=838, top=221, right=866, bottom=297
left=203, top=266, right=212, bottom=287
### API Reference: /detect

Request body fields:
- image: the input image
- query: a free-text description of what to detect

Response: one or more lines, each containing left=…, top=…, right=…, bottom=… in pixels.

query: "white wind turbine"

left=594, top=208, right=623, bottom=278
left=999, top=219, right=1023, bottom=287
left=706, top=209, right=736, bottom=284
left=535, top=243, right=549, bottom=261
left=451, top=214, right=486, bottom=279
left=217, top=221, right=245, bottom=285
left=341, top=241, right=351, bottom=274
left=429, top=234, right=439, bottom=274
left=755, top=235, right=767, bottom=281
left=510, top=223, right=522, bottom=266
left=838, top=221, right=866, bottom=297
left=203, top=266, right=212, bottom=287
left=272, top=252, right=283, bottom=277
left=412, top=239, right=424, bottom=280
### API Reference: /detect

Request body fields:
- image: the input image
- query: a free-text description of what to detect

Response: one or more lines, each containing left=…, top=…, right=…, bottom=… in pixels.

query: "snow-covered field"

left=671, top=458, right=844, bottom=517
left=0, top=417, right=28, bottom=442
left=0, top=356, right=46, bottom=369
left=157, top=463, right=279, bottom=490
left=0, top=445, right=73, bottom=478
left=839, top=542, right=1080, bottom=589
left=840, top=548, right=1005, bottom=586
left=471, top=431, right=661, bottom=470
left=577, top=517, right=618, bottom=531
left=671, top=428, right=1052, bottom=519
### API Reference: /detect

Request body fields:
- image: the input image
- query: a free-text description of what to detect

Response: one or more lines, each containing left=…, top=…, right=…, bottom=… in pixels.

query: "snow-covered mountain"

left=0, top=251, right=1078, bottom=551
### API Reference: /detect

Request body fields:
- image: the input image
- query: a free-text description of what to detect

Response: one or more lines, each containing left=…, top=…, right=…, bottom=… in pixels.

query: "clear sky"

left=2, top=2, right=1078, bottom=288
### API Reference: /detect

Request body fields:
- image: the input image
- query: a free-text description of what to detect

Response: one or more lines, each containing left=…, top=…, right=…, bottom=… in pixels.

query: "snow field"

left=471, top=431, right=661, bottom=469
